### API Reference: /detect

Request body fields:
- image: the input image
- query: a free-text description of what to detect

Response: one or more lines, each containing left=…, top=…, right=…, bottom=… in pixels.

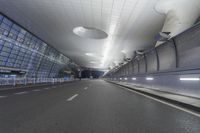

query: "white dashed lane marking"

left=44, top=88, right=50, bottom=90
left=32, top=89, right=41, bottom=92
left=84, top=87, right=88, bottom=90
left=14, top=91, right=28, bottom=95
left=67, top=94, right=79, bottom=101
left=0, top=96, right=7, bottom=98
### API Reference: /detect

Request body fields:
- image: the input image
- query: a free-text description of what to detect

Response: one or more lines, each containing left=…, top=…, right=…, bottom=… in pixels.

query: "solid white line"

left=117, top=85, right=200, bottom=118
left=14, top=91, right=28, bottom=95
left=67, top=94, right=79, bottom=101
left=84, top=87, right=88, bottom=90
left=32, top=89, right=41, bottom=92
left=0, top=96, right=7, bottom=98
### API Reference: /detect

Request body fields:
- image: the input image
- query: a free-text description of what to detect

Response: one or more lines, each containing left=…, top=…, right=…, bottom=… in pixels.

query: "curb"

left=107, top=80, right=200, bottom=113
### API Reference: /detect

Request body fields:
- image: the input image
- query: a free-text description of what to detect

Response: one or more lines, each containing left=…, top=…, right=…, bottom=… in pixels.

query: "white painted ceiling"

left=0, top=0, right=165, bottom=70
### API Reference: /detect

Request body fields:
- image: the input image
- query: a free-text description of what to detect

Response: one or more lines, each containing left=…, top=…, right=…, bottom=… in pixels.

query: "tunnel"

left=0, top=0, right=200, bottom=133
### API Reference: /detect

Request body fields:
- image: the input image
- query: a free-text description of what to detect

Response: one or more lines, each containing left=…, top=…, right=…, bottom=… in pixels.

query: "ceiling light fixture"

left=179, top=78, right=200, bottom=81
left=132, top=77, right=136, bottom=80
left=146, top=77, right=154, bottom=80
left=109, top=24, right=116, bottom=35
left=100, top=11, right=119, bottom=68
left=121, top=50, right=126, bottom=53
left=90, top=61, right=96, bottom=64
left=100, top=37, right=113, bottom=67
left=85, top=53, right=93, bottom=56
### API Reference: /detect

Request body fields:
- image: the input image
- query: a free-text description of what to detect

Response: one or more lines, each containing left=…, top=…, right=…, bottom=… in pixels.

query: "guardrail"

left=0, top=78, right=74, bottom=86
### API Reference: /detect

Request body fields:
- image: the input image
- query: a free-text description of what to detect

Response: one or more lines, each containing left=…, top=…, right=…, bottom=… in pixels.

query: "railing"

left=0, top=77, right=74, bottom=86
left=105, top=19, right=200, bottom=78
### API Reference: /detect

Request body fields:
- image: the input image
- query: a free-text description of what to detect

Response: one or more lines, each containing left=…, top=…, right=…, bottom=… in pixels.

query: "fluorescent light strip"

left=180, top=78, right=200, bottom=81
left=132, top=78, right=136, bottom=80
left=146, top=77, right=154, bottom=80
left=101, top=37, right=113, bottom=67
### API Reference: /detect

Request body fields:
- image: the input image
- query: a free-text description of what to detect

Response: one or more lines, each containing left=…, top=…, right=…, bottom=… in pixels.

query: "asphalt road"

left=0, top=80, right=200, bottom=133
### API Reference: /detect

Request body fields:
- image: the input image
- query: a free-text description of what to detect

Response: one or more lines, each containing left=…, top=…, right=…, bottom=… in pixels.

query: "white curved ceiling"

left=0, top=0, right=165, bottom=70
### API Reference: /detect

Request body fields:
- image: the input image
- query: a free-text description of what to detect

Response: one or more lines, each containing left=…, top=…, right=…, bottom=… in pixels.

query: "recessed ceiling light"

left=90, top=61, right=96, bottom=64
left=121, top=50, right=126, bottom=53
left=85, top=53, right=93, bottom=56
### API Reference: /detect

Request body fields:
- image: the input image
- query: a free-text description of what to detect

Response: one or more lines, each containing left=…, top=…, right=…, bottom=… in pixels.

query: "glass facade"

left=0, top=13, right=75, bottom=78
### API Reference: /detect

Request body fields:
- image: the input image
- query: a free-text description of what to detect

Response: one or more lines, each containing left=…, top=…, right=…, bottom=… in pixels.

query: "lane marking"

left=44, top=87, right=50, bottom=90
left=84, top=87, right=88, bottom=90
left=67, top=94, right=79, bottom=101
left=0, top=96, right=7, bottom=98
left=117, top=85, right=200, bottom=118
left=32, top=89, right=41, bottom=92
left=14, top=91, right=28, bottom=95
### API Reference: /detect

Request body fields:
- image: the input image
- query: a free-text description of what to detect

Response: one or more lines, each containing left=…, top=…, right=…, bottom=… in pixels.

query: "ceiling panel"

left=0, top=0, right=165, bottom=69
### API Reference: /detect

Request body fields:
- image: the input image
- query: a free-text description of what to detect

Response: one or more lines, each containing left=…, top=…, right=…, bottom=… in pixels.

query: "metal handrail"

left=0, top=77, right=74, bottom=86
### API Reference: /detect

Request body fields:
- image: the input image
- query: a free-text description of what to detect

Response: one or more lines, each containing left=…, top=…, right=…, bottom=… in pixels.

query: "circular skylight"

left=73, top=26, right=108, bottom=39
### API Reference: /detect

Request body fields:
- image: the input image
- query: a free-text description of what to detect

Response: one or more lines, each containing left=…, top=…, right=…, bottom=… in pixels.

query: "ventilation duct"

left=155, top=0, right=200, bottom=46
left=155, top=32, right=171, bottom=41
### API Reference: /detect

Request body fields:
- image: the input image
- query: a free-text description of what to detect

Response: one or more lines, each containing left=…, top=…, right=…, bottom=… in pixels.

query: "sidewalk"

left=0, top=80, right=75, bottom=91
left=107, top=80, right=200, bottom=112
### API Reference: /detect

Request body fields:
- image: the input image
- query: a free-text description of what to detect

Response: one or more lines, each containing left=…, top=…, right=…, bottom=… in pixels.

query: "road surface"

left=0, top=80, right=200, bottom=133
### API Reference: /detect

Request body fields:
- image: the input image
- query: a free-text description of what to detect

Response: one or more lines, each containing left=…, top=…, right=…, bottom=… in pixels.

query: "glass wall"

left=0, top=13, right=76, bottom=78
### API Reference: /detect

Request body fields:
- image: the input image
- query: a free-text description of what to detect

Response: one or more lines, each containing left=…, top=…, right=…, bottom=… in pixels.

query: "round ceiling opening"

left=73, top=26, right=108, bottom=39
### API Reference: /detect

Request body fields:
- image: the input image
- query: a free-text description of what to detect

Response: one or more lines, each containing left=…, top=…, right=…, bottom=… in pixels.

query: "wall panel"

left=157, top=42, right=176, bottom=71
left=138, top=57, right=146, bottom=74
left=146, top=49, right=157, bottom=73
left=133, top=60, right=138, bottom=74
left=176, top=24, right=200, bottom=68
